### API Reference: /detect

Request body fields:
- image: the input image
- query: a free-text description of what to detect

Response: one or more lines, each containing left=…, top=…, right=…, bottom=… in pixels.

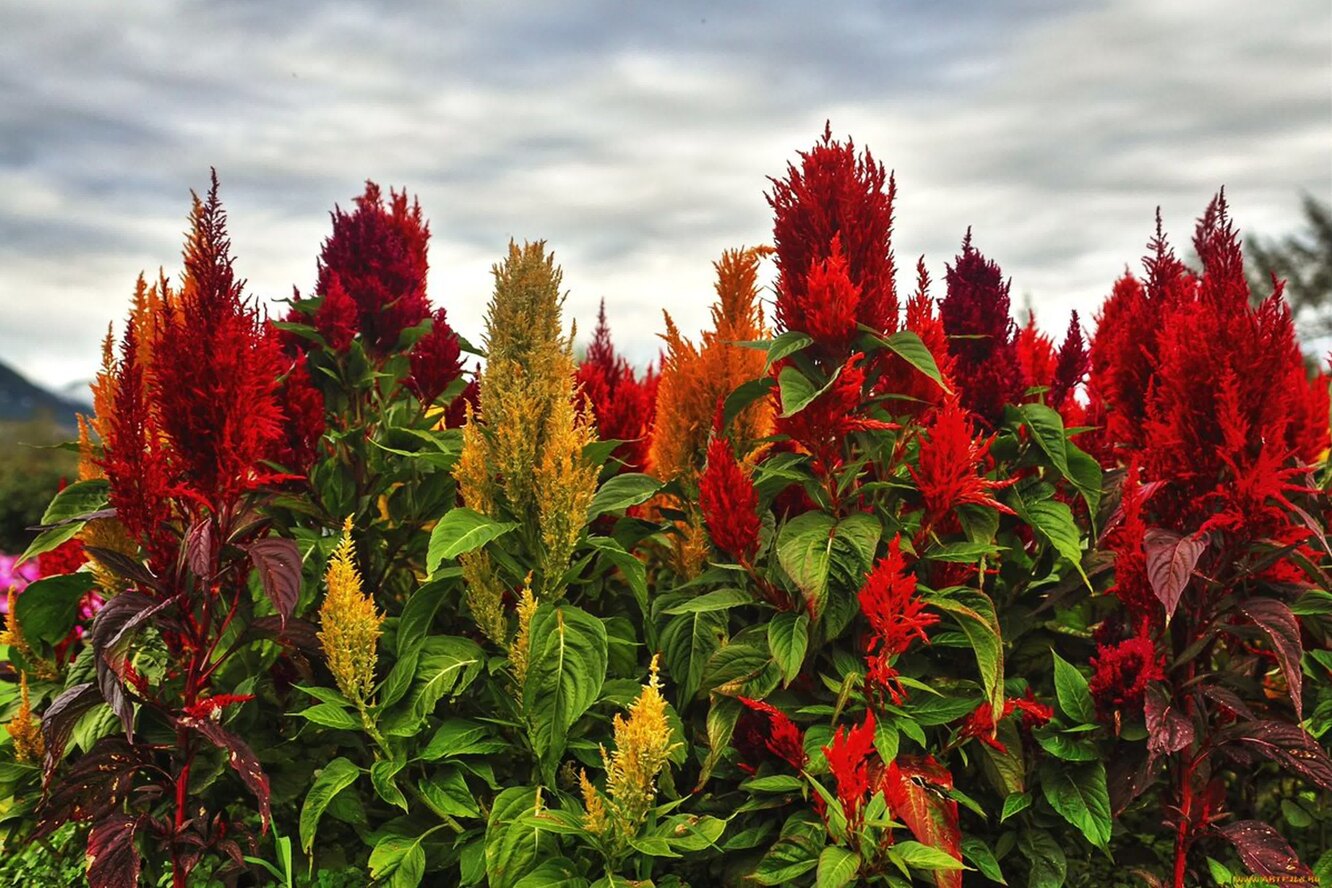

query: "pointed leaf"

left=1236, top=597, right=1304, bottom=719
left=299, top=757, right=360, bottom=853
left=1142, top=528, right=1206, bottom=623
left=247, top=537, right=302, bottom=625
left=522, top=605, right=607, bottom=777
left=180, top=716, right=272, bottom=831
left=587, top=473, right=662, bottom=518
left=1215, top=820, right=1314, bottom=883
left=427, top=508, right=519, bottom=573
left=86, top=814, right=141, bottom=888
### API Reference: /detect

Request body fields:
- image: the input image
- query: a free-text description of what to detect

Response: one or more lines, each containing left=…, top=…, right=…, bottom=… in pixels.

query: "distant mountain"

left=0, top=360, right=89, bottom=428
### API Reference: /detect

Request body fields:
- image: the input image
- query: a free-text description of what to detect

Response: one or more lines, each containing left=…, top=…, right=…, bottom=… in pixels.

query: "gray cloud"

left=0, top=0, right=1327, bottom=387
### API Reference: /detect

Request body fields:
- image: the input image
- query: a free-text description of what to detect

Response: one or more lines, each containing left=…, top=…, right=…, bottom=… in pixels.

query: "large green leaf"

left=768, top=611, right=810, bottom=687
left=1012, top=491, right=1088, bottom=586
left=522, top=604, right=607, bottom=777
left=406, top=636, right=485, bottom=725
left=777, top=512, right=836, bottom=614
left=778, top=364, right=841, bottom=418
left=586, top=473, right=661, bottom=518
left=1051, top=650, right=1095, bottom=726
left=1017, top=829, right=1067, bottom=888
left=928, top=589, right=1003, bottom=715
left=300, top=757, right=360, bottom=853
left=485, top=787, right=553, bottom=888
left=15, top=573, right=95, bottom=647
left=427, top=508, right=518, bottom=575
left=815, top=845, right=860, bottom=888
left=875, top=330, right=949, bottom=392
left=660, top=609, right=726, bottom=703
left=765, top=330, right=815, bottom=373
left=1038, top=760, right=1112, bottom=849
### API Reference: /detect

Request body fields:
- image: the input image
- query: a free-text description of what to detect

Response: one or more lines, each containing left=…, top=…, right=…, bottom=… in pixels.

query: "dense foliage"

left=2, top=128, right=1330, bottom=888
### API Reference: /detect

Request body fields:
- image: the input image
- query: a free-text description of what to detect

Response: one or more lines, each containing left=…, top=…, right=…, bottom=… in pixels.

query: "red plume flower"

left=910, top=397, right=1014, bottom=537
left=957, top=689, right=1053, bottom=753
left=1089, top=626, right=1165, bottom=716
left=1015, top=311, right=1056, bottom=396
left=699, top=422, right=761, bottom=561
left=822, top=709, right=877, bottom=827
left=774, top=352, right=894, bottom=476
left=736, top=697, right=807, bottom=771
left=858, top=536, right=938, bottom=704
left=313, top=277, right=359, bottom=352
left=1050, top=311, right=1088, bottom=411
left=939, top=231, right=1023, bottom=426
left=407, top=307, right=464, bottom=406
left=314, top=181, right=431, bottom=356
left=770, top=124, right=898, bottom=345
left=576, top=301, right=657, bottom=472
left=273, top=353, right=326, bottom=471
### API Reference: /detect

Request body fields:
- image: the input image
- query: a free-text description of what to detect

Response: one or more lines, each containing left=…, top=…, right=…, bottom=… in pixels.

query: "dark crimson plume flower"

left=576, top=301, right=657, bottom=472
left=1088, top=626, right=1165, bottom=716
left=957, top=688, right=1054, bottom=753
left=273, top=353, right=326, bottom=471
left=939, top=231, right=1023, bottom=425
left=1050, top=310, right=1088, bottom=411
left=699, top=421, right=761, bottom=561
left=769, top=123, right=898, bottom=345
left=407, top=307, right=464, bottom=406
left=314, top=181, right=431, bottom=355
left=822, top=709, right=877, bottom=827
left=736, top=697, right=807, bottom=771
left=858, top=536, right=938, bottom=704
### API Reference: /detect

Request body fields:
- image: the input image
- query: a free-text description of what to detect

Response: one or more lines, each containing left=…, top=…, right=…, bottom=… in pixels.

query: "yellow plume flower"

left=508, top=574, right=539, bottom=685
left=586, top=655, right=680, bottom=848
left=461, top=551, right=509, bottom=647
left=580, top=768, right=609, bottom=837
left=317, top=519, right=383, bottom=704
left=7, top=673, right=45, bottom=764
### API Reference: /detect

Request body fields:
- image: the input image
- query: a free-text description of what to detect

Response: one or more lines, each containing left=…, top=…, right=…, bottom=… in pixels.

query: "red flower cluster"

left=1050, top=311, right=1089, bottom=414
left=775, top=353, right=894, bottom=476
left=939, top=232, right=1023, bottom=426
left=576, top=301, right=658, bottom=472
left=37, top=537, right=88, bottom=578
left=699, top=428, right=761, bottom=562
left=822, top=709, right=877, bottom=827
left=273, top=354, right=326, bottom=471
left=957, top=689, right=1053, bottom=753
left=858, top=537, right=937, bottom=704
left=735, top=697, right=807, bottom=772
left=407, top=307, right=465, bottom=407
left=910, top=397, right=1013, bottom=539
left=182, top=693, right=255, bottom=720
left=770, top=124, right=898, bottom=348
left=314, top=182, right=431, bottom=355
left=1088, top=628, right=1165, bottom=715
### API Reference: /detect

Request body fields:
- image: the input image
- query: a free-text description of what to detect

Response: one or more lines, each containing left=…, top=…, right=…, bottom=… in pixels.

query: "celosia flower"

left=1088, top=627, right=1165, bottom=715
left=736, top=697, right=807, bottom=771
left=789, top=234, right=863, bottom=348
left=877, top=259, right=955, bottom=417
left=317, top=519, right=383, bottom=704
left=1102, top=461, right=1160, bottom=628
left=910, top=397, right=1014, bottom=536
left=1015, top=311, right=1056, bottom=396
left=699, top=426, right=761, bottom=562
left=183, top=693, right=255, bottom=720
left=1050, top=311, right=1088, bottom=411
left=939, top=231, right=1023, bottom=426
left=650, top=247, right=772, bottom=482
left=407, top=307, right=464, bottom=406
left=273, top=353, right=325, bottom=472
left=770, top=124, right=898, bottom=342
left=957, top=689, right=1053, bottom=753
left=6, top=673, right=44, bottom=764
left=576, top=301, right=657, bottom=473
left=858, top=537, right=938, bottom=704
left=314, top=181, right=431, bottom=355
left=774, top=352, right=894, bottom=476
left=508, top=575, right=538, bottom=685
left=37, top=537, right=87, bottom=578
left=584, top=656, right=680, bottom=845
left=822, top=709, right=877, bottom=827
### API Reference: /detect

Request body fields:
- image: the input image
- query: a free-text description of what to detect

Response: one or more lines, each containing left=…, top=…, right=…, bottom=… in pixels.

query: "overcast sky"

left=2, top=0, right=1329, bottom=390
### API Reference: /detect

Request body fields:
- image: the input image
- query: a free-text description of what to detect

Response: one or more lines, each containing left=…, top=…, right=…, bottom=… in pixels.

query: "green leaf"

left=928, top=589, right=1003, bottom=715
left=587, top=473, right=661, bottom=518
left=1012, top=490, right=1088, bottom=587
left=765, top=330, right=815, bottom=372
left=751, top=814, right=824, bottom=885
left=296, top=703, right=362, bottom=731
left=300, top=757, right=360, bottom=853
left=427, top=508, right=518, bottom=574
left=776, top=512, right=836, bottom=616
left=1038, top=760, right=1112, bottom=849
left=396, top=580, right=447, bottom=656
left=815, top=845, right=860, bottom=888
left=420, top=767, right=480, bottom=818
left=962, top=837, right=1007, bottom=884
left=419, top=719, right=501, bottom=761
left=662, top=587, right=752, bottom=614
left=660, top=609, right=726, bottom=703
left=522, top=605, right=608, bottom=777
left=724, top=377, right=778, bottom=433
left=1019, top=403, right=1072, bottom=480
left=778, top=364, right=841, bottom=418
left=1000, top=792, right=1031, bottom=823
left=1066, top=445, right=1103, bottom=518
left=369, top=834, right=426, bottom=888
left=485, top=787, right=552, bottom=888
left=512, top=860, right=590, bottom=888
left=889, top=840, right=969, bottom=872
left=409, top=636, right=485, bottom=724
left=1017, top=829, right=1066, bottom=888
left=875, top=330, right=948, bottom=392
left=586, top=536, right=649, bottom=627
left=1035, top=730, right=1098, bottom=762
left=370, top=758, right=408, bottom=811
left=15, top=573, right=95, bottom=646
left=742, top=774, right=805, bottom=793
left=40, top=477, right=111, bottom=525
left=768, top=611, right=810, bottom=686
left=1051, top=650, right=1095, bottom=725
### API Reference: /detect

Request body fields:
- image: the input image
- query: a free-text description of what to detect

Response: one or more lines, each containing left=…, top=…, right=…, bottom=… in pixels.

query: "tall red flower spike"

left=576, top=301, right=657, bottom=472
left=822, top=709, right=877, bottom=828
left=1015, top=311, right=1056, bottom=396
left=910, top=396, right=1014, bottom=539
left=879, top=259, right=955, bottom=416
left=939, top=231, right=1023, bottom=426
left=858, top=536, right=938, bottom=703
left=736, top=697, right=807, bottom=771
left=699, top=421, right=761, bottom=562
left=314, top=181, right=431, bottom=355
left=273, top=353, right=326, bottom=471
left=1050, top=311, right=1088, bottom=411
left=770, top=123, right=898, bottom=346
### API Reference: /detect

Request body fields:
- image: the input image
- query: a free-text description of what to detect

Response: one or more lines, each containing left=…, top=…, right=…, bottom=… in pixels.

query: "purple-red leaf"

left=35, top=737, right=145, bottom=840
left=1222, top=720, right=1332, bottom=791
left=1215, top=820, right=1312, bottom=886
left=183, top=519, right=215, bottom=579
left=1235, top=597, right=1304, bottom=719
left=249, top=615, right=322, bottom=657
left=90, top=592, right=172, bottom=740
left=180, top=716, right=272, bottom=832
left=247, top=537, right=302, bottom=625
left=40, top=682, right=101, bottom=783
left=1144, top=685, right=1194, bottom=755
left=86, top=814, right=142, bottom=888
left=1142, top=527, right=1206, bottom=622
left=1199, top=683, right=1254, bottom=721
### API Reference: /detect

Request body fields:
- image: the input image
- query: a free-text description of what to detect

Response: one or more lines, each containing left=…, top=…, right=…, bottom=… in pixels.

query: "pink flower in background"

left=0, top=555, right=40, bottom=610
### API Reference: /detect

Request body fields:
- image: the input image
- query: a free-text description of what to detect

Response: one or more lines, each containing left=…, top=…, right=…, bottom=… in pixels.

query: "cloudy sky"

left=2, top=0, right=1329, bottom=390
